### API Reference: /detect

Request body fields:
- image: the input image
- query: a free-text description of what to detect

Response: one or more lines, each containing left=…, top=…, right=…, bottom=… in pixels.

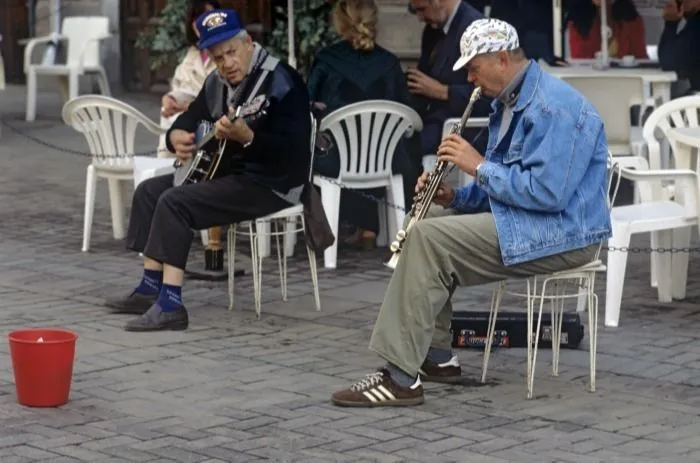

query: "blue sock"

left=385, top=363, right=418, bottom=388
left=156, top=284, right=183, bottom=312
left=426, top=347, right=453, bottom=364
left=133, top=269, right=162, bottom=296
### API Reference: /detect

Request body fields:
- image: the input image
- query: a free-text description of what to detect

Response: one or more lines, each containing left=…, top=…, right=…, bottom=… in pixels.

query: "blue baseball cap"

left=195, top=9, right=244, bottom=50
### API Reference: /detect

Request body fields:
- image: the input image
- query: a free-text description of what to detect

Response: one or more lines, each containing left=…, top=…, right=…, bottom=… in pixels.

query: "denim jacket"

left=448, top=60, right=612, bottom=265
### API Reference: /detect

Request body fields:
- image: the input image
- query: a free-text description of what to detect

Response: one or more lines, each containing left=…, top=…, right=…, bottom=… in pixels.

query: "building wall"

left=375, top=0, right=423, bottom=69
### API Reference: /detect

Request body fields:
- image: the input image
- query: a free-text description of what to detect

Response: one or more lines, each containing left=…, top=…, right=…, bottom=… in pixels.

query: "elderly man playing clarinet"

left=330, top=18, right=612, bottom=407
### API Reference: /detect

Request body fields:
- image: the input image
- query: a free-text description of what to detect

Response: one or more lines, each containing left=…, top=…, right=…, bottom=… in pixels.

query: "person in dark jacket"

left=105, top=9, right=311, bottom=331
left=308, top=0, right=420, bottom=249
left=658, top=0, right=700, bottom=96
left=406, top=0, right=488, bottom=155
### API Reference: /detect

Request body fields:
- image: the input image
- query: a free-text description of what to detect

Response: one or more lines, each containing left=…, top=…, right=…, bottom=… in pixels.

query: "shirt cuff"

left=475, top=160, right=496, bottom=189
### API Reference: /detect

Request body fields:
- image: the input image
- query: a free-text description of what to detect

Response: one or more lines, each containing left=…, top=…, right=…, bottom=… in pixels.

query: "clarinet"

left=384, top=86, right=482, bottom=270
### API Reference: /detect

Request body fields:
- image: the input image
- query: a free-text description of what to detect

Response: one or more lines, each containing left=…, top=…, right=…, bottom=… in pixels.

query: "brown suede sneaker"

left=331, top=369, right=424, bottom=407
left=419, top=355, right=463, bottom=384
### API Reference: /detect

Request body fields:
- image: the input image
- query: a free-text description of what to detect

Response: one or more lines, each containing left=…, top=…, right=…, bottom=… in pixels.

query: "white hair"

left=234, top=29, right=249, bottom=41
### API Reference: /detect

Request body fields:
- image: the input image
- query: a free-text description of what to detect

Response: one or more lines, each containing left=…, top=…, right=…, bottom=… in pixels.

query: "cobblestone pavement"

left=2, top=85, right=700, bottom=462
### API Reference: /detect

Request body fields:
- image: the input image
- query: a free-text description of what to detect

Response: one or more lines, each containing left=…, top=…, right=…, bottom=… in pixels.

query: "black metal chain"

left=4, top=116, right=700, bottom=254
left=604, top=246, right=700, bottom=253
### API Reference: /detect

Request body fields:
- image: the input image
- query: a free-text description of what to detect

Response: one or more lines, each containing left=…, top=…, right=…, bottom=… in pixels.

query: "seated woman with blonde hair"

left=308, top=0, right=419, bottom=249
left=157, top=0, right=220, bottom=157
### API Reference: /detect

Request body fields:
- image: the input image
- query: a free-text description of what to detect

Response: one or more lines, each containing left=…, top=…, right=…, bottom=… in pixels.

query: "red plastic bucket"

left=8, top=328, right=78, bottom=407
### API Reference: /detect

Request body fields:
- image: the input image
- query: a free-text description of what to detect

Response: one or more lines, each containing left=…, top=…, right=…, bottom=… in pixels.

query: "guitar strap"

left=245, top=54, right=279, bottom=104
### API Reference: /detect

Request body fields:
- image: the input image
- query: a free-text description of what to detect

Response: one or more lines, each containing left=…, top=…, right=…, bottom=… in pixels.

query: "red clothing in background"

left=568, top=15, right=648, bottom=59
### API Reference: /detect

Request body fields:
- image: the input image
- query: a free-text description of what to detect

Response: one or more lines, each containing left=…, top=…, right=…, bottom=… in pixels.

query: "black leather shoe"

left=123, top=303, right=189, bottom=332
left=105, top=292, right=157, bottom=314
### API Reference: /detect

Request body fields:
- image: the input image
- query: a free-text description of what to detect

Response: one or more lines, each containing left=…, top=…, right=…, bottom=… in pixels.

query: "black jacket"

left=659, top=12, right=700, bottom=92
left=166, top=60, right=312, bottom=194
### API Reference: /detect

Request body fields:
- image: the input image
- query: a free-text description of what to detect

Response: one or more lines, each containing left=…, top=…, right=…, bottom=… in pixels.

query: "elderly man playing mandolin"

left=105, top=9, right=312, bottom=331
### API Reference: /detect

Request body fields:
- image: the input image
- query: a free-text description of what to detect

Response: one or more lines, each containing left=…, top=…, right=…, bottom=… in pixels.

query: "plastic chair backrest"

left=62, top=95, right=164, bottom=168
left=63, top=16, right=109, bottom=68
left=561, top=76, right=644, bottom=153
left=319, top=100, right=423, bottom=182
left=642, top=95, right=700, bottom=170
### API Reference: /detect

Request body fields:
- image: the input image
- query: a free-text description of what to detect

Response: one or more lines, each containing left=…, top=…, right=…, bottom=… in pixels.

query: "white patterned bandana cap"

left=452, top=18, right=519, bottom=71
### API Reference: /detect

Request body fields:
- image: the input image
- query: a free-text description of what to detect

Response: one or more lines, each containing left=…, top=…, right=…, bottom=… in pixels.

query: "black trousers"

left=126, top=173, right=291, bottom=269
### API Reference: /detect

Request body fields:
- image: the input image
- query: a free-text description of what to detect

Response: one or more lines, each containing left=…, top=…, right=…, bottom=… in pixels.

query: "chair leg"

left=249, top=222, right=262, bottom=318
left=272, top=220, right=288, bottom=301
left=25, top=71, right=37, bottom=121
left=481, top=282, right=504, bottom=383
left=588, top=285, right=599, bottom=393
left=388, top=175, right=406, bottom=243
left=107, top=178, right=126, bottom=240
left=671, top=226, right=691, bottom=300
left=96, top=68, right=111, bottom=96
left=319, top=183, right=341, bottom=269
left=302, top=216, right=321, bottom=311
left=526, top=278, right=534, bottom=390
left=227, top=225, right=237, bottom=311
left=258, top=221, right=272, bottom=258
left=82, top=165, right=98, bottom=252
left=551, top=282, right=565, bottom=377
left=574, top=277, right=587, bottom=312
left=284, top=216, right=297, bottom=257
left=604, top=230, right=631, bottom=327
left=377, top=202, right=389, bottom=247
left=68, top=72, right=79, bottom=100
left=655, top=230, right=674, bottom=303
left=650, top=231, right=659, bottom=288
left=528, top=278, right=549, bottom=399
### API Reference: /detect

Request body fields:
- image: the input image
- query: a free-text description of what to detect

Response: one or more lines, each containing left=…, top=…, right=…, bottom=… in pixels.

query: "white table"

left=668, top=127, right=700, bottom=171
left=549, top=65, right=677, bottom=104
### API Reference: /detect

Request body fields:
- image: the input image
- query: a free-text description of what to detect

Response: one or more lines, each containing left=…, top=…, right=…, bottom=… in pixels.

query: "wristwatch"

left=475, top=162, right=485, bottom=184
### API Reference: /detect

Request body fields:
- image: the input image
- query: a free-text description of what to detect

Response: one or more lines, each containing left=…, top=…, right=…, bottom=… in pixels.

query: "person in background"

left=406, top=0, right=489, bottom=157
left=567, top=0, right=648, bottom=60
left=658, top=0, right=700, bottom=96
left=490, top=0, right=558, bottom=64
left=157, top=0, right=221, bottom=157
left=308, top=0, right=420, bottom=249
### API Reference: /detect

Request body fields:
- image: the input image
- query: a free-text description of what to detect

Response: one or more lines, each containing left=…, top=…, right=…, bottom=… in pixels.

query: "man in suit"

left=406, top=0, right=489, bottom=156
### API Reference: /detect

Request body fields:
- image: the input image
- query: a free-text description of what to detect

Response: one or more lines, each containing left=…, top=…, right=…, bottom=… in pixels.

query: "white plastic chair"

left=481, top=153, right=618, bottom=399
left=24, top=16, right=112, bottom=122
left=605, top=166, right=700, bottom=328
left=633, top=96, right=700, bottom=291
left=227, top=112, right=321, bottom=318
left=62, top=95, right=172, bottom=252
left=312, top=100, right=423, bottom=268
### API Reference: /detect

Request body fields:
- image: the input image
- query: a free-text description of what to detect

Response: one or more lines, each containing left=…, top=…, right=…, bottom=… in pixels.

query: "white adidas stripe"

left=361, top=385, right=397, bottom=403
